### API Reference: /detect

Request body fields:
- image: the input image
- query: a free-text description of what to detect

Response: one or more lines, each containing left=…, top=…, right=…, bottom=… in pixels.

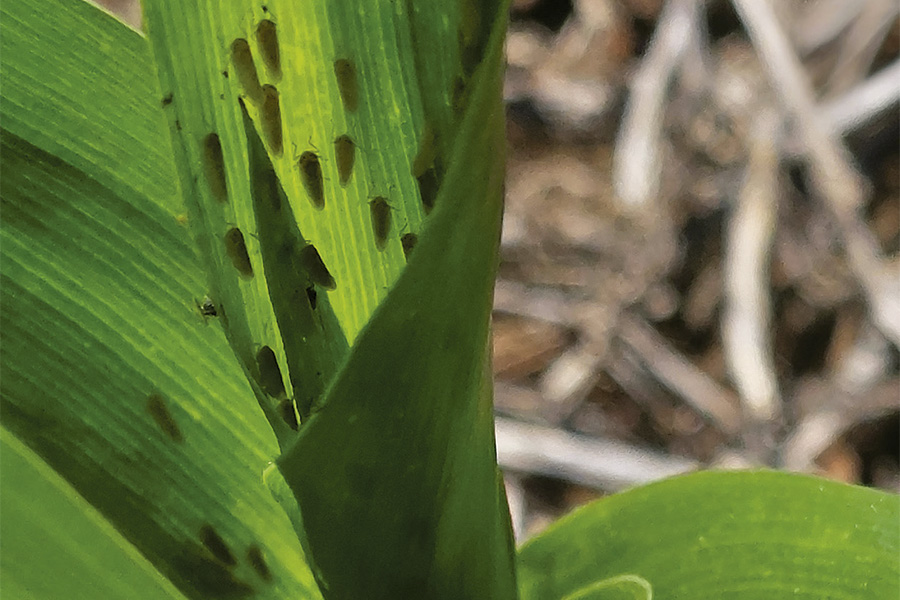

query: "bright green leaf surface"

left=0, top=1, right=175, bottom=215
left=517, top=470, right=900, bottom=600
left=141, top=0, right=492, bottom=429
left=1, top=1, right=319, bottom=598
left=0, top=428, right=189, bottom=600
left=275, top=9, right=517, bottom=600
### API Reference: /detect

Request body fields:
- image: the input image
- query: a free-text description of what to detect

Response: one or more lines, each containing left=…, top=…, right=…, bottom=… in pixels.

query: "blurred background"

left=96, top=0, right=899, bottom=542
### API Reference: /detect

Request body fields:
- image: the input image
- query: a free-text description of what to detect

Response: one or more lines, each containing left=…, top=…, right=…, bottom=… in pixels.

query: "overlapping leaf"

left=275, top=11, right=517, bottom=597
left=4, top=0, right=515, bottom=598
left=141, top=0, right=502, bottom=432
left=1, top=1, right=319, bottom=598
left=141, top=2, right=517, bottom=595
left=517, top=470, right=899, bottom=600
left=0, top=428, right=188, bottom=600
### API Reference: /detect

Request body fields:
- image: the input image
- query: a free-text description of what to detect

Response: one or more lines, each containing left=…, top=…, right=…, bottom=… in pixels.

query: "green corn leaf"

left=5, top=0, right=514, bottom=598
left=1, top=1, right=319, bottom=598
left=140, top=0, right=501, bottom=434
left=275, top=7, right=517, bottom=599
left=4, top=3, right=895, bottom=600
left=141, top=1, right=517, bottom=594
left=517, top=470, right=900, bottom=600
left=0, top=427, right=189, bottom=600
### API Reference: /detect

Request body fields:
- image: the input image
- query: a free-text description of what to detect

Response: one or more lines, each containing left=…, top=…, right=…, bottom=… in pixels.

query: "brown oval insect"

left=230, top=38, right=263, bottom=103
left=412, top=125, right=440, bottom=212
left=256, top=345, right=286, bottom=398
left=255, top=19, right=281, bottom=79
left=278, top=397, right=299, bottom=431
left=298, top=243, right=335, bottom=289
left=334, top=58, right=359, bottom=112
left=261, top=85, right=283, bottom=157
left=369, top=196, right=391, bottom=251
left=147, top=394, right=183, bottom=443
left=401, top=232, right=418, bottom=260
left=298, top=151, right=324, bottom=209
left=247, top=545, right=272, bottom=581
left=199, top=525, right=237, bottom=567
left=416, top=167, right=439, bottom=213
left=224, top=227, right=254, bottom=278
left=334, top=135, right=356, bottom=186
left=202, top=133, right=228, bottom=203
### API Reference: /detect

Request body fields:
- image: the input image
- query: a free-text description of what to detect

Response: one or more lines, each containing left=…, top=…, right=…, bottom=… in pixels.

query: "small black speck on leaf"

left=199, top=296, right=217, bottom=317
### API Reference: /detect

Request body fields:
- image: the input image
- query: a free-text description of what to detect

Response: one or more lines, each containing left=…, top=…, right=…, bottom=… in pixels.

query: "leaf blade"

left=0, top=427, right=191, bottom=600
left=517, top=470, right=900, bottom=600
left=275, top=8, right=517, bottom=599
left=1, top=1, right=320, bottom=597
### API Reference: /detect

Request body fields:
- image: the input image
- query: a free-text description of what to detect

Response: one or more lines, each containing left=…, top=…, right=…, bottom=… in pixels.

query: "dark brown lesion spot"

left=147, top=394, right=183, bottom=443
left=161, top=92, right=174, bottom=107
left=199, top=524, right=237, bottom=567
left=334, top=58, right=359, bottom=112
left=247, top=544, right=272, bottom=581
left=297, top=151, right=324, bottom=209
left=306, top=286, right=317, bottom=309
left=224, top=227, right=254, bottom=278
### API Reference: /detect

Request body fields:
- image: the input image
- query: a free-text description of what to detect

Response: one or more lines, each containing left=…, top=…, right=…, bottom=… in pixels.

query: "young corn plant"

left=0, top=1, right=896, bottom=599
